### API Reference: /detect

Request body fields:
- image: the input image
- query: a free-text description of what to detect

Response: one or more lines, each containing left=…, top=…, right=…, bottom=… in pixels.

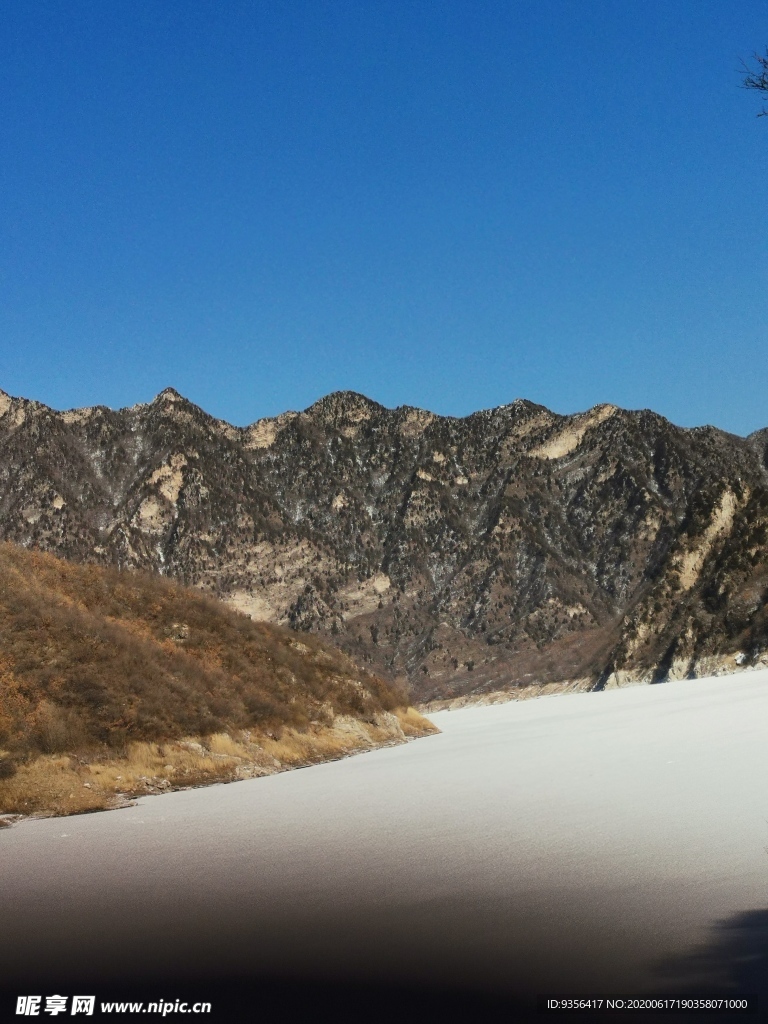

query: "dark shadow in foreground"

left=7, top=910, right=768, bottom=1023
left=651, top=907, right=768, bottom=1020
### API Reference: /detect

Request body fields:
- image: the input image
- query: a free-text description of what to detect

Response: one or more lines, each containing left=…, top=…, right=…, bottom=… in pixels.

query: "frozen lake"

left=3, top=670, right=768, bottom=1018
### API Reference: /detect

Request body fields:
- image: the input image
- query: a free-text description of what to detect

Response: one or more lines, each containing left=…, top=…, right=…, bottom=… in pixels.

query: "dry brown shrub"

left=31, top=701, right=90, bottom=754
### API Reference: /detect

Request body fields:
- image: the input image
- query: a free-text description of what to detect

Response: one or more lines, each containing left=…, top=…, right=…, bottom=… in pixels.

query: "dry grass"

left=0, top=708, right=437, bottom=817
left=0, top=755, right=112, bottom=816
left=207, top=732, right=244, bottom=756
left=394, top=706, right=439, bottom=737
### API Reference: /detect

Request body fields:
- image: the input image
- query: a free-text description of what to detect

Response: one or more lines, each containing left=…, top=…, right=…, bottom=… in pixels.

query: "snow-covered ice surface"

left=3, top=670, right=768, bottom=1013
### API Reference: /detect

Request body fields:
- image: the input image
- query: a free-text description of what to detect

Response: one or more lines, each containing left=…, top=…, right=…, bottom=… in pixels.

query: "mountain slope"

left=1, top=386, right=767, bottom=704
left=0, top=543, right=434, bottom=817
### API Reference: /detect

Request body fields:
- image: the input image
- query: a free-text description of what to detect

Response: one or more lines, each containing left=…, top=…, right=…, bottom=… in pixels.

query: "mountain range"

left=2, top=385, right=767, bottom=704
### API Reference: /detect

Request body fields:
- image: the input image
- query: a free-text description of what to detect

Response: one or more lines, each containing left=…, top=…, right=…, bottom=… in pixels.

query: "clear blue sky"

left=1, top=0, right=766, bottom=434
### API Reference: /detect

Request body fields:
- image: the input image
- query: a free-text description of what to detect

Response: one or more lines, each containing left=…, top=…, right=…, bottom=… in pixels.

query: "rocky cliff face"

left=2, top=386, right=767, bottom=701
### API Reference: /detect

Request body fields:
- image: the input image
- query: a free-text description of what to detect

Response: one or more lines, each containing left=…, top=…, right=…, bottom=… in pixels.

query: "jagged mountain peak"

left=304, top=390, right=388, bottom=423
left=1, top=385, right=767, bottom=704
left=154, top=386, right=187, bottom=404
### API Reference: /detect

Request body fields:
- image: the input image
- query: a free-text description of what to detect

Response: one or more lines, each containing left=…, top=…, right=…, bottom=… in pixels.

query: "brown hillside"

left=0, top=543, right=436, bottom=819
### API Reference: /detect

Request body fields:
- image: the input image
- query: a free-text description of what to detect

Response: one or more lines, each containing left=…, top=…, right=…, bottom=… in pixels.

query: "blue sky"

left=1, top=0, right=766, bottom=434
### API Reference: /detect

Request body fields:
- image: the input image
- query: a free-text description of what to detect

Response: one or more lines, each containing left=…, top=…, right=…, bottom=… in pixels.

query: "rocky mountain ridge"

left=2, top=385, right=767, bottom=702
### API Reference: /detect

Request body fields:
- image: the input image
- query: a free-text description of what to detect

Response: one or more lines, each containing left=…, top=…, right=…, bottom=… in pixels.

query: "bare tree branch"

left=741, top=49, right=768, bottom=116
